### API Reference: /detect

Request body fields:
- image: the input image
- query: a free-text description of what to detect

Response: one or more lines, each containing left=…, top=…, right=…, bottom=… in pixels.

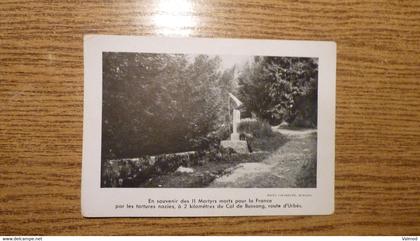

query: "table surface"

left=1, top=0, right=419, bottom=236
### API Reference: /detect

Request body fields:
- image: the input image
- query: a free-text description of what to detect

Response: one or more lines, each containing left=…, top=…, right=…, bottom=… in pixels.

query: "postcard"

left=82, top=35, right=336, bottom=217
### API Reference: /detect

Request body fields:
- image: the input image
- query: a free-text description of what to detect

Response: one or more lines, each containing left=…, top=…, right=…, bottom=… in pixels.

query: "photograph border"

left=82, top=35, right=336, bottom=217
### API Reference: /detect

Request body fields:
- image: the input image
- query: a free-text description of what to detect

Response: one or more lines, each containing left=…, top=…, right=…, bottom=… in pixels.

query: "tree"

left=238, top=56, right=318, bottom=127
left=102, top=53, right=234, bottom=160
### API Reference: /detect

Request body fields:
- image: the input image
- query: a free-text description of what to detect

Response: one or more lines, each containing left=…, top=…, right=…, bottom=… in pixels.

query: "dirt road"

left=209, top=128, right=317, bottom=188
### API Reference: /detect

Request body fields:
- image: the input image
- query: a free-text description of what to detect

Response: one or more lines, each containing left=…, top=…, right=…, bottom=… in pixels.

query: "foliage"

left=146, top=150, right=271, bottom=188
left=247, top=132, right=287, bottom=152
left=295, top=132, right=317, bottom=187
left=102, top=53, right=235, bottom=160
left=101, top=147, right=272, bottom=188
left=238, top=56, right=318, bottom=127
left=295, top=157, right=317, bottom=187
left=237, top=119, right=273, bottom=138
left=101, top=152, right=199, bottom=187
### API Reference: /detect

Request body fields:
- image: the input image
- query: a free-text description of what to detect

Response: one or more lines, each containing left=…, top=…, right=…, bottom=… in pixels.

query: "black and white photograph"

left=82, top=36, right=335, bottom=216
left=101, top=52, right=318, bottom=188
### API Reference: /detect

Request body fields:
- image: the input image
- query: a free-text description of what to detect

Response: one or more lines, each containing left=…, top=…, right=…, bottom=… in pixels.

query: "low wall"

left=102, top=151, right=198, bottom=187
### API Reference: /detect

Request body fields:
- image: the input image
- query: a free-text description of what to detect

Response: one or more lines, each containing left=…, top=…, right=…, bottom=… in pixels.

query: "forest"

left=102, top=52, right=318, bottom=160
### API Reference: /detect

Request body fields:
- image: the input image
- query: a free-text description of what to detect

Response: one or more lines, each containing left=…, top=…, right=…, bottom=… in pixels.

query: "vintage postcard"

left=82, top=35, right=336, bottom=217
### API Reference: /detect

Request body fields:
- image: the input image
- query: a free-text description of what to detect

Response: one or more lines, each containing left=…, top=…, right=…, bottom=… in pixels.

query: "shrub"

left=295, top=156, right=317, bottom=188
left=214, top=124, right=231, bottom=141
left=237, top=119, right=273, bottom=138
left=248, top=132, right=287, bottom=152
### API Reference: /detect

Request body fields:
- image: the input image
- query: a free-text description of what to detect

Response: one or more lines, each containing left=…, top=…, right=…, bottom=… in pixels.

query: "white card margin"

left=82, top=35, right=336, bottom=217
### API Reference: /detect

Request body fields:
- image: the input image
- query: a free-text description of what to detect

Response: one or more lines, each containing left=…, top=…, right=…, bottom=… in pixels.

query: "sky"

left=186, top=54, right=253, bottom=71
left=219, top=55, right=253, bottom=70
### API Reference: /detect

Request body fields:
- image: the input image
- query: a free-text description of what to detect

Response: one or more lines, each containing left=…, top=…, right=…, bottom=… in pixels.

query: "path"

left=209, top=128, right=317, bottom=188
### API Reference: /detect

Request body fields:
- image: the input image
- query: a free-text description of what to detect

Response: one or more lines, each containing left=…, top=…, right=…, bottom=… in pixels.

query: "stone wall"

left=102, top=151, right=197, bottom=187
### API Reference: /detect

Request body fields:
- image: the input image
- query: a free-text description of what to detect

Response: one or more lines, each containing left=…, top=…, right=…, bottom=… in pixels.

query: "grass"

left=139, top=151, right=271, bottom=188
left=103, top=129, right=318, bottom=188
left=295, top=133, right=317, bottom=187
left=138, top=138, right=280, bottom=188
left=295, top=156, right=317, bottom=188
left=248, top=132, right=287, bottom=152
left=110, top=124, right=292, bottom=188
left=238, top=119, right=273, bottom=138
